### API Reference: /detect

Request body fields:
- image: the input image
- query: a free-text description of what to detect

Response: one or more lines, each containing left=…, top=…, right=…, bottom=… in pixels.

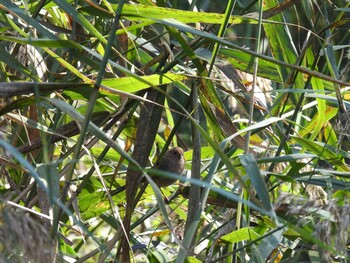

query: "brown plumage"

left=148, top=147, right=185, bottom=187
left=111, top=147, right=185, bottom=195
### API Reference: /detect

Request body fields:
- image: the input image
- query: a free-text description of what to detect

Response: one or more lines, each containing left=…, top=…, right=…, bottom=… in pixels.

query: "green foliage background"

left=0, top=0, right=349, bottom=262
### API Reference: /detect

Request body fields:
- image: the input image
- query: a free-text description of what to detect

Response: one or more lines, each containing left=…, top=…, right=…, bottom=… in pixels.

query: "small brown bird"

left=111, top=147, right=185, bottom=195
left=148, top=147, right=185, bottom=187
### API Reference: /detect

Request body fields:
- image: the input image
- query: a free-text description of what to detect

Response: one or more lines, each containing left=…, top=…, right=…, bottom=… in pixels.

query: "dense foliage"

left=0, top=0, right=349, bottom=262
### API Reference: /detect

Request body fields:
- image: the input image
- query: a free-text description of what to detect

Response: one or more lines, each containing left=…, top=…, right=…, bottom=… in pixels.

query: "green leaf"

left=262, top=0, right=301, bottom=83
left=0, top=36, right=81, bottom=48
left=101, top=73, right=187, bottom=93
left=81, top=4, right=255, bottom=24
left=292, top=136, right=350, bottom=172
left=239, top=153, right=272, bottom=211
left=185, top=257, right=202, bottom=263
left=220, top=227, right=261, bottom=243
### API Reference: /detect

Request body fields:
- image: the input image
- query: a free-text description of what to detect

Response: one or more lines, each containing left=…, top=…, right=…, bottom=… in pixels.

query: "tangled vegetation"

left=0, top=0, right=349, bottom=262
